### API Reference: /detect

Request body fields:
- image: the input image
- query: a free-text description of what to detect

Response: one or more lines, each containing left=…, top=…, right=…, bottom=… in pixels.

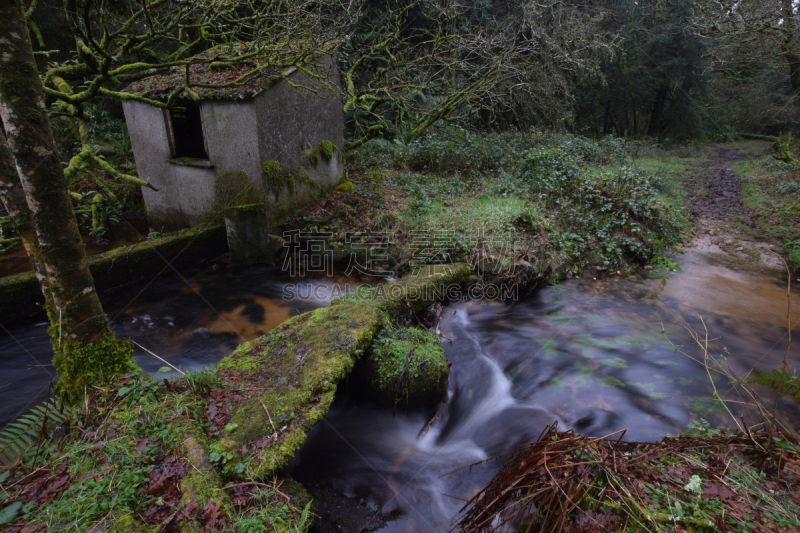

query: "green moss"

left=111, top=515, right=155, bottom=533
left=279, top=477, right=315, bottom=514
left=294, top=172, right=317, bottom=190
left=335, top=180, right=354, bottom=193
left=261, top=161, right=319, bottom=202
left=174, top=424, right=231, bottom=514
left=179, top=471, right=230, bottom=507
left=318, top=140, right=335, bottom=162
left=52, top=332, right=140, bottom=400
left=261, top=160, right=294, bottom=201
left=305, top=148, right=320, bottom=167
left=358, top=326, right=448, bottom=406
left=214, top=301, right=384, bottom=478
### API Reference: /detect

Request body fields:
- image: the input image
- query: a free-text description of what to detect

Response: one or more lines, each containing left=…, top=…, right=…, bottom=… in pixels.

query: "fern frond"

left=0, top=397, right=71, bottom=463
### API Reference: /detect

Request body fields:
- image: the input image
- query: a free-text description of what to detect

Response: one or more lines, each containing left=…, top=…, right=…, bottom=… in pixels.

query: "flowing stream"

left=1, top=251, right=798, bottom=531
left=292, top=251, right=800, bottom=532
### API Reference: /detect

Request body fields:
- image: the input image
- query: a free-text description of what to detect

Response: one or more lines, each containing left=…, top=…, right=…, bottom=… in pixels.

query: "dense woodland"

left=1, top=1, right=800, bottom=532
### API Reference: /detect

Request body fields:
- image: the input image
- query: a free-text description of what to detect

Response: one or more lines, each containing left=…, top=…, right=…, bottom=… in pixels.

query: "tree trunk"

left=0, top=125, right=48, bottom=287
left=0, top=0, right=137, bottom=399
left=647, top=85, right=668, bottom=137
left=602, top=101, right=612, bottom=135
left=784, top=48, right=800, bottom=98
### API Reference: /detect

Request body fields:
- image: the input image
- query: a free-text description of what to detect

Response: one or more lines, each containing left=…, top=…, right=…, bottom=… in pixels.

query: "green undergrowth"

left=729, top=142, right=800, bottom=270
left=295, top=128, right=687, bottom=283
left=0, top=372, right=312, bottom=532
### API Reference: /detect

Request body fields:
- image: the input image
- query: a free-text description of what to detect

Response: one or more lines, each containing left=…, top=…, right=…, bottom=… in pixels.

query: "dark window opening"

left=169, top=103, right=208, bottom=159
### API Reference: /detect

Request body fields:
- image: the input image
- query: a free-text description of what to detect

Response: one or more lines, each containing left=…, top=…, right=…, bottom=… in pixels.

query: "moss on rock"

left=334, top=180, right=354, bottom=193
left=208, top=263, right=470, bottom=478
left=280, top=477, right=316, bottom=516
left=261, top=160, right=294, bottom=201
left=262, top=160, right=319, bottom=201
left=318, top=140, right=335, bottom=162
left=213, top=301, right=384, bottom=478
left=358, top=326, right=448, bottom=406
left=305, top=148, right=320, bottom=167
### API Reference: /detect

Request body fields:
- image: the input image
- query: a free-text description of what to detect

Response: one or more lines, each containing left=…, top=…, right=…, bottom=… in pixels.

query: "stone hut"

left=122, top=54, right=344, bottom=232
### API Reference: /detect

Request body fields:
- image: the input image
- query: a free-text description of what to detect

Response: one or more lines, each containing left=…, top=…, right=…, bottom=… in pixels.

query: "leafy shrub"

left=782, top=241, right=800, bottom=270
left=356, top=126, right=534, bottom=173
left=356, top=127, right=649, bottom=175
left=515, top=148, right=681, bottom=267
left=775, top=180, right=800, bottom=196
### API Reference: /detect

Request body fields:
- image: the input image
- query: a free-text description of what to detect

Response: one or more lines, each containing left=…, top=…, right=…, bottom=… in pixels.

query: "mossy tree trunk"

left=0, top=125, right=47, bottom=281
left=0, top=0, right=137, bottom=398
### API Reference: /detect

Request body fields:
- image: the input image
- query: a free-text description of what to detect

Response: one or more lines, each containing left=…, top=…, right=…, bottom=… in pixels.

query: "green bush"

left=776, top=180, right=800, bottom=196
left=355, top=127, right=648, bottom=175
left=514, top=149, right=682, bottom=268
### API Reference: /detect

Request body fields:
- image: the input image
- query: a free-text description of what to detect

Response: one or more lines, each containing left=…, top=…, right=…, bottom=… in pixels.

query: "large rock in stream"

left=210, top=263, right=470, bottom=478
left=356, top=326, right=449, bottom=407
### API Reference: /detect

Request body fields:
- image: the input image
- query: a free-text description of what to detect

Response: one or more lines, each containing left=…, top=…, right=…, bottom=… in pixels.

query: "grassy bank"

left=0, top=374, right=312, bottom=533
left=291, top=128, right=689, bottom=284
left=730, top=141, right=800, bottom=270
left=0, top=265, right=470, bottom=533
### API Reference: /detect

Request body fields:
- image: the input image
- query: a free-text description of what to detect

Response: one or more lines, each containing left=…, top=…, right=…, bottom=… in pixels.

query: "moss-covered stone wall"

left=0, top=225, right=228, bottom=325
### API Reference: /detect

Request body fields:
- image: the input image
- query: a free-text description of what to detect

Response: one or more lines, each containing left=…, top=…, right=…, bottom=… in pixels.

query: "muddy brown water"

left=0, top=251, right=798, bottom=532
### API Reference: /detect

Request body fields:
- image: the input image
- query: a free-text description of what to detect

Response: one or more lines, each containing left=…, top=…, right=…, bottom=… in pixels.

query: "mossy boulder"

left=209, top=263, right=470, bottom=478
left=212, top=301, right=384, bottom=478
left=357, top=326, right=448, bottom=407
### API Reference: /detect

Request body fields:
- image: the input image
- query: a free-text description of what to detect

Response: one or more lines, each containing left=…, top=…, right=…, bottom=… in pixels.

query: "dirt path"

left=683, top=145, right=786, bottom=271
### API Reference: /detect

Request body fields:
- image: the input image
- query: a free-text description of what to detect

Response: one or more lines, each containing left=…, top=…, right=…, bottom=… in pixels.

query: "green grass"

left=629, top=156, right=690, bottom=176
left=0, top=373, right=311, bottom=532
left=729, top=151, right=800, bottom=268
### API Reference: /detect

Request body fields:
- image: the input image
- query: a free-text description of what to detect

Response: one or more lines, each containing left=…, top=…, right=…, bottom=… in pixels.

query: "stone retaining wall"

left=0, top=225, right=227, bottom=325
